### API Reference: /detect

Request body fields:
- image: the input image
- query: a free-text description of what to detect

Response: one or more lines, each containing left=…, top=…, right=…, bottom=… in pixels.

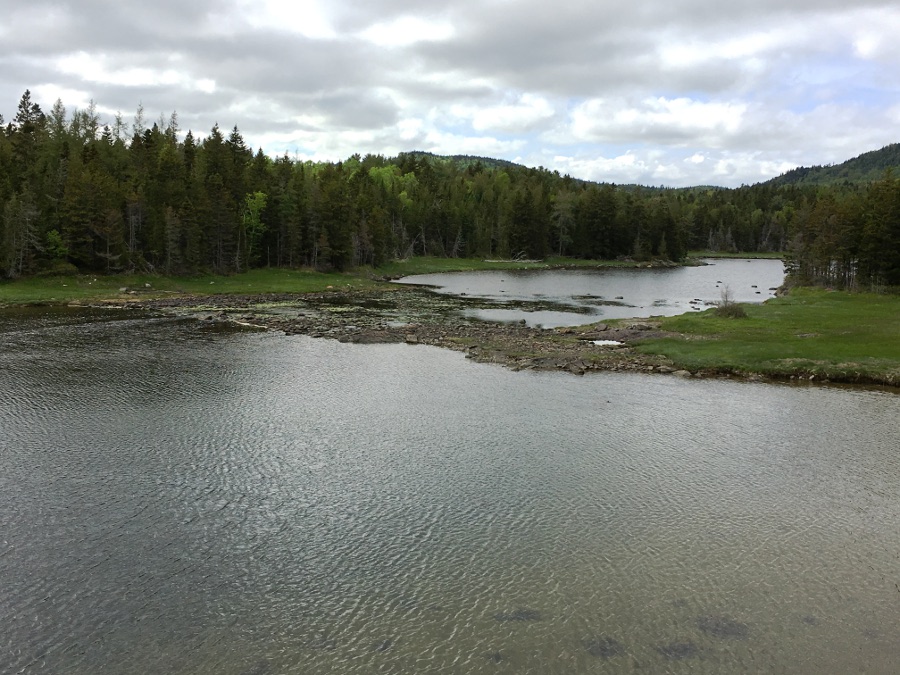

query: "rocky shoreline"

left=52, top=282, right=893, bottom=389
left=111, top=286, right=727, bottom=380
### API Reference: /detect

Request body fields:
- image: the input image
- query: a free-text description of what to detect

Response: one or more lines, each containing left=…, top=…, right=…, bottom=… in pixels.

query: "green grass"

left=0, top=256, right=694, bottom=306
left=0, top=268, right=379, bottom=305
left=688, top=250, right=785, bottom=259
left=373, top=255, right=666, bottom=277
left=0, top=256, right=679, bottom=306
left=635, top=288, right=900, bottom=383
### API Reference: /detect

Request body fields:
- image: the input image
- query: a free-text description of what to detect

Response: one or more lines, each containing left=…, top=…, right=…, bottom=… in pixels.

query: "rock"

left=696, top=615, right=750, bottom=639
left=404, top=334, right=419, bottom=344
left=657, top=365, right=676, bottom=373
left=583, top=636, right=625, bottom=658
left=625, top=322, right=654, bottom=331
left=673, top=370, right=692, bottom=378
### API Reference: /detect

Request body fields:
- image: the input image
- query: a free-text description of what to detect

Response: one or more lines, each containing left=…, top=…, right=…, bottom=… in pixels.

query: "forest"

left=1, top=90, right=899, bottom=289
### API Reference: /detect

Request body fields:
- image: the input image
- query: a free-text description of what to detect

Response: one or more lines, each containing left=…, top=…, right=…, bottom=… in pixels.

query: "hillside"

left=766, top=143, right=900, bottom=186
left=400, top=150, right=672, bottom=193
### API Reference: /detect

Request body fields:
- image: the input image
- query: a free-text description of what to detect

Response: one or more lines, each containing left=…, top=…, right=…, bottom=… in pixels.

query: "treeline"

left=785, top=175, right=900, bottom=288
left=1, top=90, right=898, bottom=289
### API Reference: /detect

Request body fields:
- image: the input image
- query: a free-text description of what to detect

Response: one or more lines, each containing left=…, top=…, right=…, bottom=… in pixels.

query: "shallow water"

left=2, top=310, right=899, bottom=674
left=396, top=258, right=785, bottom=326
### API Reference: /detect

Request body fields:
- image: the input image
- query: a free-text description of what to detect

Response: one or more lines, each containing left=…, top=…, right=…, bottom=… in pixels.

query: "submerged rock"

left=494, top=608, right=543, bottom=622
left=657, top=641, right=700, bottom=660
left=696, top=615, right=750, bottom=639
left=583, top=636, right=625, bottom=658
left=372, top=638, right=394, bottom=652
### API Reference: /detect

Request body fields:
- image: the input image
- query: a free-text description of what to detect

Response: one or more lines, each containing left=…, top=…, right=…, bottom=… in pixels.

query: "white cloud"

left=232, top=0, right=336, bottom=38
left=422, top=130, right=526, bottom=157
left=569, top=96, right=748, bottom=147
left=359, top=16, right=454, bottom=47
left=449, top=93, right=555, bottom=133
left=56, top=52, right=216, bottom=93
left=32, top=84, right=92, bottom=111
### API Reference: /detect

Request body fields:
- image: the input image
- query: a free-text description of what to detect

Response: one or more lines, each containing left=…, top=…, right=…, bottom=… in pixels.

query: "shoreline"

left=84, top=285, right=898, bottom=391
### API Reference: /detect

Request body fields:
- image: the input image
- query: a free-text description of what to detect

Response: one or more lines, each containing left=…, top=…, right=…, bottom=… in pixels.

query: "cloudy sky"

left=2, top=0, right=899, bottom=187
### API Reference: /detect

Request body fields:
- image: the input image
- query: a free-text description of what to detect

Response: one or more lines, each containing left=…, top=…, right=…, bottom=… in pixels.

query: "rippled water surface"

left=2, top=309, right=899, bottom=674
left=396, top=258, right=785, bottom=326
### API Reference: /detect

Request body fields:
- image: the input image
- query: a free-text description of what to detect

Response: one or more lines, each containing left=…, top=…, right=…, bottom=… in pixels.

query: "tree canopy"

left=1, top=91, right=898, bottom=289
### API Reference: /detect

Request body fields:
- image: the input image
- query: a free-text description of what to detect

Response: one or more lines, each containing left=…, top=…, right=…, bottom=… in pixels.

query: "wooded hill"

left=766, top=143, right=900, bottom=187
left=1, top=91, right=898, bottom=289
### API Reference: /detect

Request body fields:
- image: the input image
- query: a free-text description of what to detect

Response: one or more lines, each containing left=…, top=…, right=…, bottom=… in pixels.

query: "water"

left=2, top=309, right=899, bottom=674
left=396, top=258, right=785, bottom=326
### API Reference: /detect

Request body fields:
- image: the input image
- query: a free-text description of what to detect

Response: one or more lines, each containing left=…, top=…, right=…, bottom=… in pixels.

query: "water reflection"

left=396, top=258, right=785, bottom=326
left=2, top=316, right=899, bottom=674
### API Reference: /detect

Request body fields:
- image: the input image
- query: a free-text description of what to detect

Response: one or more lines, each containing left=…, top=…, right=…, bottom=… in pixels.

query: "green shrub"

left=714, top=302, right=748, bottom=318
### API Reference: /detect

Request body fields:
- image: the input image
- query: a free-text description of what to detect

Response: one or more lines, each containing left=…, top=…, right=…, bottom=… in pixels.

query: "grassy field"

left=634, top=288, right=900, bottom=384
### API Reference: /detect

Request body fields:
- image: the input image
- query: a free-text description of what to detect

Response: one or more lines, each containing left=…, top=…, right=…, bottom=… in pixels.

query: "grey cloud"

left=2, top=0, right=898, bottom=186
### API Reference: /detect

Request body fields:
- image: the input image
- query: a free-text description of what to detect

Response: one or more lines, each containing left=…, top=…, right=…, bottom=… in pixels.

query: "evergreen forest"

left=2, top=91, right=899, bottom=289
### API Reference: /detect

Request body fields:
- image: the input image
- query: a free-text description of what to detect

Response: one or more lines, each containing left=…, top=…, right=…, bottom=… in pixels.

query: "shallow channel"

left=1, top=310, right=898, bottom=674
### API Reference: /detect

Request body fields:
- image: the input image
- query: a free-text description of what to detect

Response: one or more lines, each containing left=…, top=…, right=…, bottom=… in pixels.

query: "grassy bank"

left=0, top=256, right=665, bottom=306
left=633, top=288, right=900, bottom=385
left=0, top=268, right=379, bottom=306
left=687, top=250, right=784, bottom=259
left=373, top=255, right=660, bottom=277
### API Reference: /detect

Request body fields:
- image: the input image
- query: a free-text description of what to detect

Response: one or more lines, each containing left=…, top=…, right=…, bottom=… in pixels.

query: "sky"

left=1, top=0, right=899, bottom=188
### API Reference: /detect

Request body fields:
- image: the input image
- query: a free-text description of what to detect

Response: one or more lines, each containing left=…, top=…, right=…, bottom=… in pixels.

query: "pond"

left=2, top=309, right=898, bottom=674
left=395, top=258, right=786, bottom=327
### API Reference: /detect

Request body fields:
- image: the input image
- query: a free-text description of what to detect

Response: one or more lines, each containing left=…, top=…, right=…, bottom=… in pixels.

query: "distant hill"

left=399, top=151, right=670, bottom=192
left=403, top=145, right=900, bottom=191
left=400, top=151, right=534, bottom=174
left=766, top=143, right=900, bottom=186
